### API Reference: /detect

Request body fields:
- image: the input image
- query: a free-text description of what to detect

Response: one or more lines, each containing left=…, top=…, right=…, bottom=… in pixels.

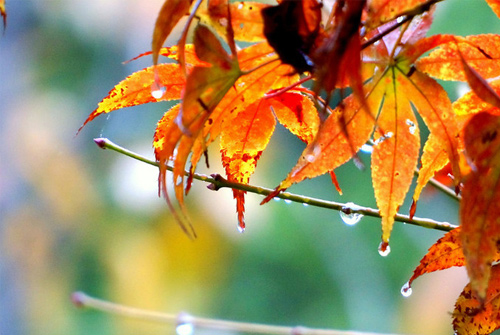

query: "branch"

left=72, top=291, right=403, bottom=335
left=93, top=138, right=457, bottom=232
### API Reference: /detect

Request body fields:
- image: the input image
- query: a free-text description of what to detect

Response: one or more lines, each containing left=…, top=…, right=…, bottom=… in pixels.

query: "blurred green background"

left=1, top=1, right=499, bottom=334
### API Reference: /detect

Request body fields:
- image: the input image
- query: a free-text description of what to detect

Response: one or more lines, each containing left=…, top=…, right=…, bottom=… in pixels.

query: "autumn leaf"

left=269, top=92, right=320, bottom=144
left=366, top=0, right=434, bottom=28
left=220, top=98, right=276, bottom=232
left=151, top=0, right=193, bottom=66
left=404, top=227, right=465, bottom=295
left=399, top=69, right=462, bottom=188
left=372, top=70, right=421, bottom=246
left=80, top=64, right=186, bottom=130
left=312, top=0, right=365, bottom=98
left=261, top=76, right=384, bottom=203
left=198, top=1, right=269, bottom=42
left=185, top=43, right=298, bottom=184
left=261, top=0, right=321, bottom=73
left=461, top=112, right=500, bottom=303
left=416, top=35, right=500, bottom=82
left=453, top=80, right=500, bottom=117
left=157, top=24, right=242, bottom=233
left=410, top=133, right=449, bottom=219
left=453, top=264, right=500, bottom=335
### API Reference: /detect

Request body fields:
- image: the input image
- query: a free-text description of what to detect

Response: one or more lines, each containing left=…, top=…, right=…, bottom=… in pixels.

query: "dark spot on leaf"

left=482, top=130, right=497, bottom=143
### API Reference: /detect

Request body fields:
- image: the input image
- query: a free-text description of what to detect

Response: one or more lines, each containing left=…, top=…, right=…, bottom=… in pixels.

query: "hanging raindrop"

left=401, top=282, right=412, bottom=298
left=339, top=202, right=364, bottom=226
left=237, top=223, right=245, bottom=233
left=378, top=241, right=391, bottom=256
left=176, top=313, right=194, bottom=335
left=284, top=199, right=292, bottom=204
left=176, top=323, right=194, bottom=335
left=151, top=80, right=166, bottom=99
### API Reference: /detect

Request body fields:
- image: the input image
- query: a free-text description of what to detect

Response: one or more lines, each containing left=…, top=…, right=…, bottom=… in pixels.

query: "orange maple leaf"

left=263, top=22, right=461, bottom=247
left=461, top=112, right=500, bottom=303
left=453, top=264, right=500, bottom=335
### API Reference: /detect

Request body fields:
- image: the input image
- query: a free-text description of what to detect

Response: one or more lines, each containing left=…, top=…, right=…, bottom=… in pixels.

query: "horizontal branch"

left=72, top=291, right=402, bottom=335
left=93, top=138, right=458, bottom=232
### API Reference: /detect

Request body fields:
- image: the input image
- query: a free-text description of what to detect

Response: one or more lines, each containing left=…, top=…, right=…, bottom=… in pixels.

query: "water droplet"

left=373, top=132, right=393, bottom=145
left=151, top=82, right=166, bottom=99
left=237, top=224, right=245, bottom=233
left=305, top=145, right=321, bottom=162
left=176, top=323, right=194, bottom=335
left=378, top=241, right=391, bottom=256
left=302, top=203, right=309, bottom=207
left=401, top=282, right=412, bottom=298
left=237, top=2, right=244, bottom=9
left=360, top=144, right=373, bottom=153
left=273, top=197, right=281, bottom=202
left=339, top=202, right=363, bottom=226
left=284, top=199, right=292, bottom=204
left=406, top=119, right=416, bottom=135
left=396, top=16, right=404, bottom=24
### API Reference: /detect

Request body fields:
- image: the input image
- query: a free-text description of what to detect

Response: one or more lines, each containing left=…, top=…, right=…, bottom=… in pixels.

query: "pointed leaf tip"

left=152, top=0, right=193, bottom=65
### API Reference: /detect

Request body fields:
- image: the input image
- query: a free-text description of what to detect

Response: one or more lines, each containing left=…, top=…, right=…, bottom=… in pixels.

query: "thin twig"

left=93, top=138, right=457, bottom=232
left=72, top=291, right=404, bottom=335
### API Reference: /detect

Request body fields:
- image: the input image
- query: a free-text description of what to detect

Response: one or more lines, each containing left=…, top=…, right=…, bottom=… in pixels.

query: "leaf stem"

left=72, top=291, right=402, bottom=335
left=93, top=138, right=457, bottom=232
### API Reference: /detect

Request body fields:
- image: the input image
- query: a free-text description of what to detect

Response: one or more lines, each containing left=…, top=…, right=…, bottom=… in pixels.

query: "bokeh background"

left=1, top=1, right=499, bottom=334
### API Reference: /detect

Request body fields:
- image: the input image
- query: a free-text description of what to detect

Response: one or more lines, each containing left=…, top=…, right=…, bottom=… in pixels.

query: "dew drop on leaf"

left=401, top=282, right=412, bottom=297
left=378, top=241, right=391, bottom=256
left=305, top=145, right=321, bottom=162
left=406, top=119, right=416, bottom=135
left=373, top=132, right=393, bottom=145
left=151, top=81, right=166, bottom=99
left=339, top=202, right=363, bottom=226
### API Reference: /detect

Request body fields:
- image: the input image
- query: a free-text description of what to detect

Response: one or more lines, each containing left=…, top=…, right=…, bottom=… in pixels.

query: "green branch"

left=93, top=138, right=457, bottom=232
left=72, top=291, right=402, bottom=335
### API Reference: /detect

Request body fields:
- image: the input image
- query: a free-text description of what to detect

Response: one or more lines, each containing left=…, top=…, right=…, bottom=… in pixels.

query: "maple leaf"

left=151, top=0, right=193, bottom=67
left=486, top=0, right=500, bottom=19
left=220, top=92, right=319, bottom=231
left=461, top=112, right=500, bottom=303
left=453, top=264, right=500, bottom=335
left=154, top=24, right=242, bottom=236
left=416, top=35, right=500, bottom=82
left=198, top=1, right=269, bottom=43
left=366, top=0, right=434, bottom=28
left=404, top=227, right=465, bottom=295
left=79, top=45, right=205, bottom=131
left=261, top=0, right=321, bottom=73
left=410, top=133, right=449, bottom=218
left=263, top=23, right=461, bottom=247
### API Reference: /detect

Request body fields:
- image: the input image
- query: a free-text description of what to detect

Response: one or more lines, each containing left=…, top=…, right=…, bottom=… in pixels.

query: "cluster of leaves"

left=81, top=0, right=500, bottom=333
